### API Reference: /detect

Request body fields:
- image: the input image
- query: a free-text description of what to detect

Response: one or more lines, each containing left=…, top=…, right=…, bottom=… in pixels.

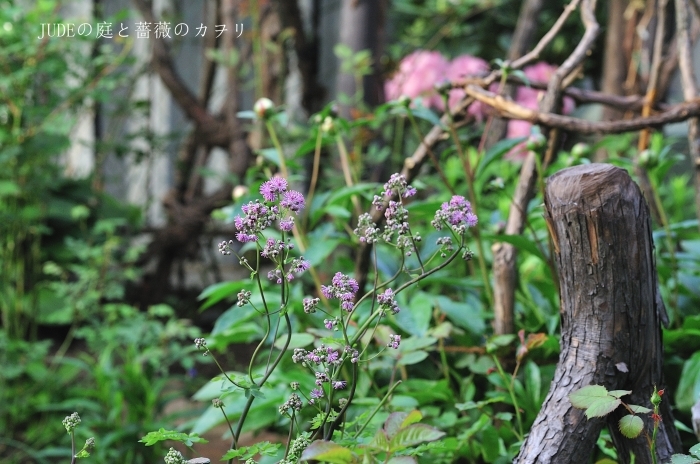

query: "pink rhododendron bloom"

left=506, top=62, right=576, bottom=159
left=384, top=51, right=449, bottom=108
left=385, top=51, right=490, bottom=119
left=443, top=54, right=490, bottom=119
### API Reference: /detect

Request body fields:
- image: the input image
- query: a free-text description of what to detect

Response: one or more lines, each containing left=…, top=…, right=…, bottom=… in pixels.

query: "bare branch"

left=465, top=84, right=700, bottom=134
left=131, top=0, right=229, bottom=146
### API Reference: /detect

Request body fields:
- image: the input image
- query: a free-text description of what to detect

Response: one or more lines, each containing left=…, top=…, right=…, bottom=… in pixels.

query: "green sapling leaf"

left=569, top=385, right=610, bottom=409
left=585, top=397, right=621, bottom=419
left=608, top=390, right=632, bottom=399
left=670, top=454, right=700, bottom=464
left=627, top=404, right=652, bottom=414
left=618, top=414, right=644, bottom=438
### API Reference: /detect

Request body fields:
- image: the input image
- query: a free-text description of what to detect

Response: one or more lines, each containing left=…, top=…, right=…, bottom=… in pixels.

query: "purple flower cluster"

left=229, top=176, right=306, bottom=245
left=233, top=201, right=276, bottom=243
left=292, top=345, right=343, bottom=366
left=432, top=195, right=478, bottom=235
left=377, top=288, right=400, bottom=315
left=267, top=257, right=310, bottom=284
left=261, top=238, right=293, bottom=259
left=361, top=173, right=420, bottom=255
left=324, top=318, right=339, bottom=331
left=387, top=334, right=401, bottom=349
left=260, top=176, right=288, bottom=202
left=321, top=272, right=359, bottom=312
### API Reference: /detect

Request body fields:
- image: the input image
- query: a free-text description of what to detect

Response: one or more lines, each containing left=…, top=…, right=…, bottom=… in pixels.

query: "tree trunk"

left=515, top=163, right=681, bottom=463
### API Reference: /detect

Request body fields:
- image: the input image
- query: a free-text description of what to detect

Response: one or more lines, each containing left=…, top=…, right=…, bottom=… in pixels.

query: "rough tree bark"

left=515, top=164, right=681, bottom=463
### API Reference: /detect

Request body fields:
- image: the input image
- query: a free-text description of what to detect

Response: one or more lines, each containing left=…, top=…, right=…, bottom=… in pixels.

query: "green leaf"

left=300, top=441, right=354, bottom=464
left=569, top=385, right=609, bottom=409
left=671, top=454, right=700, bottom=464
left=408, top=103, right=445, bottom=128
left=585, top=397, right=621, bottom=419
left=618, top=415, right=644, bottom=438
left=304, top=239, right=340, bottom=267
left=691, top=443, right=700, bottom=459
left=480, top=425, right=500, bottom=462
left=475, top=137, right=525, bottom=179
left=198, top=281, right=248, bottom=310
left=608, top=390, right=632, bottom=399
left=397, top=351, right=429, bottom=366
left=389, top=424, right=445, bottom=452
left=274, top=333, right=314, bottom=350
left=387, top=457, right=417, bottom=464
left=139, top=429, right=208, bottom=447
left=627, top=405, right=652, bottom=414
left=676, top=351, right=700, bottom=411
left=485, top=233, right=547, bottom=262
left=383, top=411, right=422, bottom=440
left=368, top=430, right=390, bottom=452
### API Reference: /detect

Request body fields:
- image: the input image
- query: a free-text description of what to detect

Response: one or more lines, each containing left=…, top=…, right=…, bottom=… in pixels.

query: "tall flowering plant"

left=149, top=169, right=478, bottom=464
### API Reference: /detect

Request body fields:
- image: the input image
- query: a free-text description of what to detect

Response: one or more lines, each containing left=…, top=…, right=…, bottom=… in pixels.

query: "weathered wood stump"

left=515, top=164, right=681, bottom=463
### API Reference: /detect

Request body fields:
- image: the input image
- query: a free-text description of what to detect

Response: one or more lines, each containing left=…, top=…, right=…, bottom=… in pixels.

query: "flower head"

left=321, top=272, right=359, bottom=312
left=432, top=195, right=478, bottom=235
left=332, top=380, right=347, bottom=390
left=260, top=176, right=288, bottom=202
left=281, top=190, right=305, bottom=213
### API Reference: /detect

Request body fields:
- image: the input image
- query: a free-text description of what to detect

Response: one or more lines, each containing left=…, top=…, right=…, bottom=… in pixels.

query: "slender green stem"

left=228, top=312, right=293, bottom=464
left=265, top=120, right=288, bottom=178
left=492, top=355, right=523, bottom=439
left=353, top=381, right=402, bottom=438
left=70, top=431, right=76, bottom=464
left=446, top=116, right=493, bottom=306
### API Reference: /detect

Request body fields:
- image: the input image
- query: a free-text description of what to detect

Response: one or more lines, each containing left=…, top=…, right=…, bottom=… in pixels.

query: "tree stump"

left=515, top=164, right=681, bottom=463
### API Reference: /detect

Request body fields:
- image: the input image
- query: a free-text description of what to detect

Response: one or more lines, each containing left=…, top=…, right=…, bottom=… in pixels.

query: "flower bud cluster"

left=357, top=173, right=420, bottom=256
left=237, top=290, right=252, bottom=307
left=164, top=448, right=187, bottom=464
left=354, top=213, right=380, bottom=244
left=436, top=237, right=454, bottom=258
left=387, top=334, right=401, bottom=349
left=62, top=412, right=81, bottom=433
left=303, top=297, right=319, bottom=313
left=278, top=393, right=303, bottom=415
left=278, top=432, right=311, bottom=464
left=377, top=288, right=400, bottom=315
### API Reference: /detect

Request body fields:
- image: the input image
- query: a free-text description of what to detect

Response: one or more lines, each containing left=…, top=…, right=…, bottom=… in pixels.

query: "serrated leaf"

left=608, top=390, right=632, bottom=399
left=569, top=385, right=610, bottom=409
left=585, top=397, right=621, bottom=419
left=300, top=441, right=354, bottom=464
left=627, top=404, right=652, bottom=414
left=139, top=429, right=208, bottom=447
left=691, top=443, right=700, bottom=459
left=671, top=454, right=700, bottom=464
left=618, top=414, right=644, bottom=438
left=388, top=424, right=445, bottom=452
